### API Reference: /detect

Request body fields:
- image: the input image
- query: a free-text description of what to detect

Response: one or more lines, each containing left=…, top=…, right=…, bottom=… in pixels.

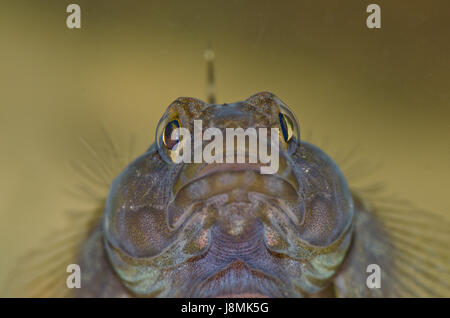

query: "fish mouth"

left=167, top=161, right=301, bottom=230
left=172, top=156, right=299, bottom=200
left=173, top=149, right=298, bottom=194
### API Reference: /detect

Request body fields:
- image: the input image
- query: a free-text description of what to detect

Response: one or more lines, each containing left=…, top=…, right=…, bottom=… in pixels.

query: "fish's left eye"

left=279, top=112, right=294, bottom=142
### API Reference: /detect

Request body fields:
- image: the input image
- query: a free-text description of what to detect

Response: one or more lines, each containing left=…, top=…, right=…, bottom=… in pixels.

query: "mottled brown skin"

left=75, top=196, right=391, bottom=297
left=73, top=92, right=392, bottom=297
left=76, top=225, right=131, bottom=297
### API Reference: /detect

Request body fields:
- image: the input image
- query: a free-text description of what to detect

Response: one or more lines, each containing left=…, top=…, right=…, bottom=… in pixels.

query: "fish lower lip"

left=195, top=163, right=264, bottom=179
left=172, top=170, right=299, bottom=207
left=173, top=164, right=299, bottom=200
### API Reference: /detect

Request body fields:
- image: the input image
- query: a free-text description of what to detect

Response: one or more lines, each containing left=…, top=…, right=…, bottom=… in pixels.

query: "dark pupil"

left=279, top=113, right=289, bottom=141
left=164, top=120, right=180, bottom=150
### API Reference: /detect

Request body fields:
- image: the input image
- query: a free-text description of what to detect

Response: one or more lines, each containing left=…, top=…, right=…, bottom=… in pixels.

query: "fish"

left=5, top=52, right=450, bottom=298
left=78, top=91, right=357, bottom=297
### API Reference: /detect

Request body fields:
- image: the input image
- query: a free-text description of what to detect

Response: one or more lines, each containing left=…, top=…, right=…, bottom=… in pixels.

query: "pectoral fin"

left=334, top=194, right=450, bottom=297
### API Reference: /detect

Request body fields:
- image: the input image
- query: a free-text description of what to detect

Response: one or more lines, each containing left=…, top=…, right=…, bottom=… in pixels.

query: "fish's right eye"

left=156, top=115, right=185, bottom=164
left=163, top=119, right=180, bottom=150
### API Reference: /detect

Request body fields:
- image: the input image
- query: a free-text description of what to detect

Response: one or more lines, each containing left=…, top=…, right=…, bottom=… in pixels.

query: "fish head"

left=103, top=91, right=354, bottom=297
